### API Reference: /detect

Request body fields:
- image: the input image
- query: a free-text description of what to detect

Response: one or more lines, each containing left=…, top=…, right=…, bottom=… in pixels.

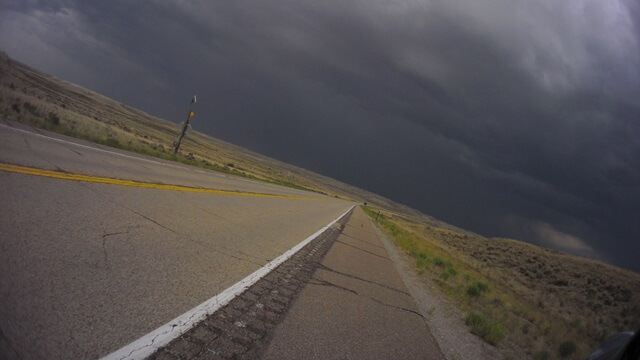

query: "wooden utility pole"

left=173, top=95, right=197, bottom=155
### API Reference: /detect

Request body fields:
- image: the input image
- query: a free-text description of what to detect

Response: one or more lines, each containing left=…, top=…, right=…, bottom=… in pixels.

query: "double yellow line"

left=0, top=163, right=322, bottom=201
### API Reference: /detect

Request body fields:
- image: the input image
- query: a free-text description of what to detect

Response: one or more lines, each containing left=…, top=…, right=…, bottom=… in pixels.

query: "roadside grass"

left=35, top=114, right=258, bottom=178
left=361, top=205, right=608, bottom=359
left=466, top=311, right=506, bottom=345
left=558, top=340, right=578, bottom=358
left=0, top=93, right=320, bottom=193
left=467, top=281, right=490, bottom=297
left=361, top=205, right=506, bottom=344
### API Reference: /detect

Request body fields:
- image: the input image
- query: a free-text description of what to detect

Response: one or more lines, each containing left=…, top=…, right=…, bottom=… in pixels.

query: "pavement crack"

left=101, top=226, right=139, bottom=270
left=77, top=182, right=266, bottom=266
left=195, top=206, right=271, bottom=263
left=315, top=263, right=410, bottom=296
left=127, top=206, right=265, bottom=265
left=126, top=208, right=180, bottom=235
left=22, top=136, right=66, bottom=172
left=65, top=146, right=83, bottom=156
left=310, top=275, right=424, bottom=319
left=101, top=232, right=124, bottom=270
left=308, top=277, right=358, bottom=295
left=0, top=325, right=23, bottom=360
left=197, top=206, right=253, bottom=234
left=334, top=239, right=392, bottom=262
left=364, top=295, right=425, bottom=319
left=339, top=232, right=385, bottom=249
left=118, top=325, right=176, bottom=360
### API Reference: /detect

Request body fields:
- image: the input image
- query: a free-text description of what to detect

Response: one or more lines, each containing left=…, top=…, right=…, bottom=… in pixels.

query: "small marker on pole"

left=173, top=95, right=197, bottom=155
left=375, top=211, right=380, bottom=221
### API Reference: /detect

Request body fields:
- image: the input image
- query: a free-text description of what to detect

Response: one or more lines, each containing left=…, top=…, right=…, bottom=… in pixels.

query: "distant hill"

left=0, top=51, right=440, bottom=223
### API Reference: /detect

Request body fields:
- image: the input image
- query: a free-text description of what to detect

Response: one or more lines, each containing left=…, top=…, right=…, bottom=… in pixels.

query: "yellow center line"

left=0, top=163, right=325, bottom=201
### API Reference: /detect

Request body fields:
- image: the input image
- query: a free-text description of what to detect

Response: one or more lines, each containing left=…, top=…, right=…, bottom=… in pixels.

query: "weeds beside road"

left=1, top=83, right=319, bottom=194
left=362, top=206, right=640, bottom=359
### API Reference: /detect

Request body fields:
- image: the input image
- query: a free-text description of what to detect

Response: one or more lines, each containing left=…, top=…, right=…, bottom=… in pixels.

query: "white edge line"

left=99, top=204, right=355, bottom=360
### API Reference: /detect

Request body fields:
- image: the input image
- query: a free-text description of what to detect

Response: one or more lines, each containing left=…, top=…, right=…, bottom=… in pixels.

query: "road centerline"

left=0, top=162, right=325, bottom=201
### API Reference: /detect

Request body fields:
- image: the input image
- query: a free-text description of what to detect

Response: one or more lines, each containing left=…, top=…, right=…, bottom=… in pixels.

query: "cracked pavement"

left=0, top=121, right=442, bottom=360
left=261, top=207, right=444, bottom=360
left=151, top=207, right=444, bottom=360
left=0, top=121, right=352, bottom=359
left=149, top=210, right=352, bottom=360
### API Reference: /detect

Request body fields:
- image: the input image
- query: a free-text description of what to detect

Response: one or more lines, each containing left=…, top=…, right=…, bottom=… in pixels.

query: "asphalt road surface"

left=0, top=120, right=352, bottom=359
left=148, top=207, right=444, bottom=360
left=261, top=207, right=443, bottom=359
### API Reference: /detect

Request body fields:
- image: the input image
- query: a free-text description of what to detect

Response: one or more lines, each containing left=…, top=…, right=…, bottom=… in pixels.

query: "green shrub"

left=534, top=350, right=550, bottom=360
left=441, top=267, right=457, bottom=280
left=434, top=257, right=452, bottom=268
left=410, top=249, right=426, bottom=259
left=415, top=253, right=429, bottom=269
left=23, top=102, right=37, bottom=115
left=467, top=281, right=490, bottom=297
left=47, top=112, right=60, bottom=125
left=103, top=136, right=121, bottom=148
left=570, top=319, right=581, bottom=328
left=484, top=322, right=505, bottom=345
left=465, top=311, right=505, bottom=345
left=558, top=340, right=577, bottom=358
left=467, top=286, right=480, bottom=297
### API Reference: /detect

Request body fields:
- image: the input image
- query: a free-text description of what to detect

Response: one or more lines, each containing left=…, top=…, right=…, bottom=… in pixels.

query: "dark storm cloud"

left=1, top=0, right=639, bottom=270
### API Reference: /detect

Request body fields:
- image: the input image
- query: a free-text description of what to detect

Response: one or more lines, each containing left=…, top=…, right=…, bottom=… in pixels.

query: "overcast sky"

left=2, top=0, right=639, bottom=271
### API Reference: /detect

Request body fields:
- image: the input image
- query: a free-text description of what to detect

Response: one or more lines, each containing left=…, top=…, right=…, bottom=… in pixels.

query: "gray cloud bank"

left=2, top=0, right=639, bottom=271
